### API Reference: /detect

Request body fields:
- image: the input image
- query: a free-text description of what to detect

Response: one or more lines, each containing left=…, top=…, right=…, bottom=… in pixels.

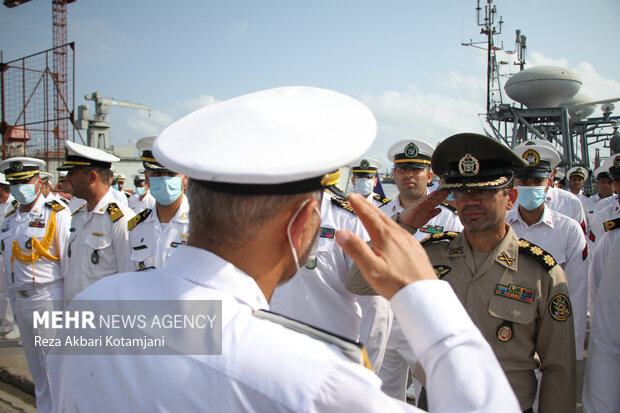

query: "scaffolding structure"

left=0, top=43, right=79, bottom=172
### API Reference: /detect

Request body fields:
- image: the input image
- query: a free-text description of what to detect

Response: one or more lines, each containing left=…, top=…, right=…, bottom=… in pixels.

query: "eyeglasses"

left=451, top=188, right=501, bottom=201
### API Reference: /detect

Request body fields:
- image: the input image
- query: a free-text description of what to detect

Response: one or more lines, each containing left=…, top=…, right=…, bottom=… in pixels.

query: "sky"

left=2, top=0, right=620, bottom=172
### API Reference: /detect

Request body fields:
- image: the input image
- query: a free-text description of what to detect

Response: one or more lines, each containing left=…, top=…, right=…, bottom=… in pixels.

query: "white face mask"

left=354, top=177, right=375, bottom=196
left=286, top=198, right=321, bottom=273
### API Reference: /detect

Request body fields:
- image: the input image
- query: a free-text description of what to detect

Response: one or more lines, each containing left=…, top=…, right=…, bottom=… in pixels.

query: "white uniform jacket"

left=0, top=195, right=70, bottom=291
left=507, top=206, right=589, bottom=359
left=543, top=187, right=587, bottom=233
left=64, top=189, right=135, bottom=302
left=583, top=234, right=620, bottom=413
left=126, top=195, right=189, bottom=272
left=128, top=190, right=156, bottom=214
left=47, top=246, right=520, bottom=412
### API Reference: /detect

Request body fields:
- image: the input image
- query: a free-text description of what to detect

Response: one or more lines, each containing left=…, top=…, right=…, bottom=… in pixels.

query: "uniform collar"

left=447, top=225, right=520, bottom=273
left=507, top=205, right=554, bottom=229
left=91, top=189, right=115, bottom=214
left=163, top=245, right=269, bottom=311
left=171, top=195, right=189, bottom=223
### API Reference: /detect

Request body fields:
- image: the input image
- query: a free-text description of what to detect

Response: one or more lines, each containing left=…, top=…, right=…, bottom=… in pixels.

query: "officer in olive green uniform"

left=347, top=133, right=576, bottom=413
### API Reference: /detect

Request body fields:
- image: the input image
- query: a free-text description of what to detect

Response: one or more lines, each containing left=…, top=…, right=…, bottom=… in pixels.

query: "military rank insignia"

left=331, top=197, right=355, bottom=214
left=495, top=284, right=535, bottom=303
left=107, top=203, right=124, bottom=222
left=320, top=227, right=335, bottom=239
left=170, top=241, right=187, bottom=248
left=549, top=294, right=571, bottom=322
left=433, top=265, right=451, bottom=279
left=497, top=252, right=515, bottom=267
left=603, top=217, right=619, bottom=232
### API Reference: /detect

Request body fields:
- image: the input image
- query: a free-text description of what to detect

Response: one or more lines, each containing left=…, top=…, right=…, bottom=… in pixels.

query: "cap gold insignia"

left=522, top=149, right=540, bottom=166
left=524, top=141, right=535, bottom=146
left=458, top=153, right=480, bottom=177
left=404, top=142, right=419, bottom=158
left=549, top=294, right=571, bottom=322
left=360, top=159, right=370, bottom=169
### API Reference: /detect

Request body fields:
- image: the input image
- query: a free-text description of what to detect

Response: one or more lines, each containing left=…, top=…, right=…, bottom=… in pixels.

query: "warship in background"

left=463, top=0, right=620, bottom=192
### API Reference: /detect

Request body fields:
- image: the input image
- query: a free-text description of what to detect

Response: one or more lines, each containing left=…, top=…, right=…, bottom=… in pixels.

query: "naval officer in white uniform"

left=0, top=157, right=70, bottom=413
left=124, top=136, right=189, bottom=271
left=507, top=144, right=589, bottom=360
left=47, top=86, right=519, bottom=413
left=58, top=141, right=135, bottom=302
left=350, top=158, right=391, bottom=208
left=127, top=171, right=155, bottom=214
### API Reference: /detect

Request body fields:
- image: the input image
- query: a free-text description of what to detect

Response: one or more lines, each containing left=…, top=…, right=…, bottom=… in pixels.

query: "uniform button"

left=467, top=308, right=473, bottom=313
left=472, top=279, right=478, bottom=285
left=507, top=311, right=513, bottom=317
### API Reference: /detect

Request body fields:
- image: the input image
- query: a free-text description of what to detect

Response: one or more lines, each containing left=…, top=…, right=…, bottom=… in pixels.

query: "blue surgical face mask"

left=354, top=177, right=375, bottom=196
left=111, top=184, right=119, bottom=191
left=517, top=186, right=547, bottom=210
left=149, top=176, right=183, bottom=206
left=136, top=187, right=146, bottom=196
left=10, top=184, right=39, bottom=205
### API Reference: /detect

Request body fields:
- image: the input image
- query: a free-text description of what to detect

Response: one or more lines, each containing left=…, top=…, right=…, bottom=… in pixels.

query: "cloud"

left=359, top=79, right=486, bottom=166
left=126, top=109, right=173, bottom=137
left=180, top=94, right=220, bottom=112
left=527, top=51, right=569, bottom=68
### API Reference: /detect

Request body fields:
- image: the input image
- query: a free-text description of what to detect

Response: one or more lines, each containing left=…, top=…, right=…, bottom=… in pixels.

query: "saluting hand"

left=335, top=193, right=437, bottom=300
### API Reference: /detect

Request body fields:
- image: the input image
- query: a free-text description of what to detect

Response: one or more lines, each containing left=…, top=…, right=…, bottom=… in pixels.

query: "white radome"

left=505, top=66, right=582, bottom=109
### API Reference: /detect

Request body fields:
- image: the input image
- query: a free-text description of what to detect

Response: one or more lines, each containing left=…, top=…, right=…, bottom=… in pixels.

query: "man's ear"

left=506, top=187, right=518, bottom=210
left=287, top=199, right=319, bottom=249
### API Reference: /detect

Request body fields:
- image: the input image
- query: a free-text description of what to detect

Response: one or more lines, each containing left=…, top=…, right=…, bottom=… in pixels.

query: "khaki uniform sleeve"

left=345, top=260, right=378, bottom=295
left=536, top=265, right=577, bottom=413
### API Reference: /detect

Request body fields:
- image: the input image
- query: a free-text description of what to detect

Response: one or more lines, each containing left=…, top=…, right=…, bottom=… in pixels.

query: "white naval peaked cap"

left=593, top=164, right=610, bottom=179
left=352, top=157, right=382, bottom=175
left=516, top=139, right=559, bottom=151
left=132, top=173, right=146, bottom=181
left=115, top=173, right=126, bottom=180
left=136, top=136, right=167, bottom=171
left=40, top=171, right=53, bottom=183
left=513, top=144, right=561, bottom=175
left=0, top=173, right=9, bottom=186
left=153, top=86, right=377, bottom=194
left=57, top=141, right=120, bottom=171
left=0, top=157, right=46, bottom=182
left=387, top=139, right=435, bottom=169
left=567, top=166, right=589, bottom=180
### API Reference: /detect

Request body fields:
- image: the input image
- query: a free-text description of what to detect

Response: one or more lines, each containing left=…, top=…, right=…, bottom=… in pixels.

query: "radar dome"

left=559, top=93, right=596, bottom=120
left=504, top=66, right=582, bottom=108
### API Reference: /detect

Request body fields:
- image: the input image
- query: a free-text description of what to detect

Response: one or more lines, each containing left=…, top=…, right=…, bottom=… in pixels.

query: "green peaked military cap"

left=432, top=133, right=527, bottom=190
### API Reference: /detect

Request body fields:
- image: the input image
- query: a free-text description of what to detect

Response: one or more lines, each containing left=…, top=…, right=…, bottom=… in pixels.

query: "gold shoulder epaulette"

left=45, top=200, right=66, bottom=212
left=107, top=202, right=124, bottom=222
left=254, top=309, right=373, bottom=371
left=4, top=206, right=17, bottom=219
left=518, top=239, right=557, bottom=271
left=128, top=209, right=152, bottom=231
left=331, top=197, right=356, bottom=214
left=441, top=201, right=458, bottom=214
left=11, top=200, right=19, bottom=209
left=373, top=194, right=391, bottom=207
left=603, top=217, right=620, bottom=232
left=71, top=204, right=86, bottom=216
left=420, top=231, right=460, bottom=245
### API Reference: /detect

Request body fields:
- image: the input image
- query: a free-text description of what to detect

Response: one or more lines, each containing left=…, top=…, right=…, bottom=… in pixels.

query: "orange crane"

left=3, top=0, right=76, bottom=142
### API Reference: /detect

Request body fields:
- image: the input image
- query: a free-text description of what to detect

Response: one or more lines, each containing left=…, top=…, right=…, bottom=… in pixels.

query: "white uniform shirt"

left=382, top=195, right=463, bottom=241
left=588, top=201, right=620, bottom=247
left=593, top=193, right=617, bottom=213
left=543, top=187, right=587, bottom=233
left=583, top=234, right=620, bottom=413
left=271, top=195, right=369, bottom=341
left=587, top=204, right=620, bottom=315
left=582, top=193, right=603, bottom=224
left=47, top=246, right=520, bottom=413
left=110, top=188, right=129, bottom=207
left=507, top=206, right=589, bottom=359
left=67, top=196, right=86, bottom=214
left=0, top=195, right=70, bottom=290
left=64, top=189, right=135, bottom=302
left=364, top=192, right=391, bottom=209
left=128, top=190, right=156, bottom=214
left=126, top=195, right=189, bottom=272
